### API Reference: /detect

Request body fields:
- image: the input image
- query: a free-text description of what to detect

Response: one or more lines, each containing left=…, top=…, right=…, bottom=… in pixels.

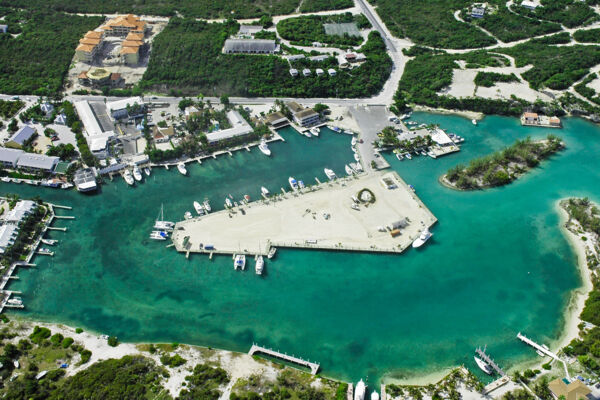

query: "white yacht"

left=412, top=228, right=433, bottom=248
left=7, top=297, right=22, bottom=306
left=304, top=130, right=312, bottom=138
left=149, top=230, right=168, bottom=241
left=184, top=211, right=193, bottom=220
left=234, top=254, right=246, bottom=270
left=225, top=198, right=233, bottom=208
left=474, top=356, right=493, bottom=375
left=310, top=127, right=320, bottom=137
left=324, top=168, right=336, bottom=180
left=144, top=167, right=151, bottom=176
left=354, top=380, right=366, bottom=400
left=258, top=140, right=271, bottom=156
left=41, top=239, right=57, bottom=246
left=123, top=170, right=135, bottom=186
left=177, top=162, right=187, bottom=175
left=472, top=119, right=477, bottom=126
left=354, top=153, right=360, bottom=162
left=203, top=199, right=211, bottom=212
left=261, top=186, right=270, bottom=196
left=345, top=165, right=354, bottom=176
left=154, top=204, right=175, bottom=231
left=133, top=166, right=143, bottom=182
left=255, top=255, right=264, bottom=275
left=267, top=247, right=277, bottom=259
left=194, top=201, right=204, bottom=215
left=289, top=177, right=299, bottom=191
left=371, top=392, right=380, bottom=400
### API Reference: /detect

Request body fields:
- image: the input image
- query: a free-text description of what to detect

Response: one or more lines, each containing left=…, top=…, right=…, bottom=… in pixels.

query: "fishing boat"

left=184, top=211, right=193, bottom=220
left=123, top=170, right=135, bottom=186
left=310, top=127, right=320, bottom=137
left=472, top=119, right=477, bottom=126
left=354, top=380, right=366, bottom=400
left=353, top=153, right=360, bottom=162
left=289, top=177, right=299, bottom=191
left=396, top=153, right=404, bottom=161
left=194, top=201, right=204, bottom=215
left=144, top=167, right=151, bottom=176
left=267, top=247, right=277, bottom=259
left=324, top=168, right=336, bottom=180
left=203, top=199, right=211, bottom=212
left=345, top=164, right=354, bottom=175
left=149, top=230, right=168, bottom=241
left=177, top=162, right=187, bottom=175
left=133, top=166, right=142, bottom=182
left=474, top=356, right=493, bottom=375
left=225, top=198, right=233, bottom=208
left=41, top=239, right=57, bottom=246
left=255, top=255, right=264, bottom=275
left=234, top=254, right=246, bottom=270
left=412, top=228, right=433, bottom=248
left=154, top=204, right=175, bottom=231
left=298, top=180, right=305, bottom=189
left=261, top=186, right=270, bottom=196
left=258, top=140, right=271, bottom=156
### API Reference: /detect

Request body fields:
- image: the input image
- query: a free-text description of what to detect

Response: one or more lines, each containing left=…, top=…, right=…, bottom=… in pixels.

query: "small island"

left=441, top=135, right=564, bottom=190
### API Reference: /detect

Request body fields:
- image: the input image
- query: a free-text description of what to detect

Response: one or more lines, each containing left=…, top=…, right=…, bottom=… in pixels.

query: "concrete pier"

left=47, top=227, right=67, bottom=231
left=248, top=344, right=320, bottom=375
left=173, top=172, right=436, bottom=256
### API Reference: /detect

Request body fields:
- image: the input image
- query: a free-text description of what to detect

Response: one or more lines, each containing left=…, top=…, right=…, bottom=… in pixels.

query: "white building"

left=0, top=148, right=24, bottom=168
left=328, top=68, right=337, bottom=76
left=106, top=97, right=145, bottom=120
left=74, top=100, right=115, bottom=159
left=316, top=68, right=324, bottom=76
left=2, top=200, right=37, bottom=225
left=521, top=0, right=540, bottom=9
left=16, top=153, right=59, bottom=173
left=206, top=111, right=253, bottom=144
left=0, top=225, right=18, bottom=254
left=289, top=68, right=298, bottom=77
left=302, top=68, right=311, bottom=76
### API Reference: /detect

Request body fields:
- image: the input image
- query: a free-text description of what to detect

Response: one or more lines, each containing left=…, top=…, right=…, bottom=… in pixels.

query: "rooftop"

left=16, top=153, right=59, bottom=171
left=223, top=39, right=278, bottom=53
left=0, top=148, right=24, bottom=164
left=9, top=125, right=36, bottom=145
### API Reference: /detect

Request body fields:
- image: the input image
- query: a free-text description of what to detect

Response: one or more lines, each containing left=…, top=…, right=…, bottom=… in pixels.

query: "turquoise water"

left=1, top=116, right=599, bottom=385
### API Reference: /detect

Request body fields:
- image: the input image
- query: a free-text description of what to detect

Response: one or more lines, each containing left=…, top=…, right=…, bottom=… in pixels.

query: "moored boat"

left=412, top=228, right=433, bottom=248
left=405, top=153, right=412, bottom=160
left=184, top=211, right=193, bottom=220
left=258, top=140, right=271, bottom=156
left=123, top=170, right=135, bottom=186
left=353, top=153, right=360, bottom=162
left=371, top=392, right=379, bottom=400
left=133, top=166, right=142, bottom=182
left=345, top=164, right=354, bottom=175
left=255, top=255, right=264, bottom=275
left=289, top=177, right=299, bottom=191
left=472, top=119, right=477, bottom=126
left=177, top=162, right=187, bottom=175
left=298, top=180, right=305, bottom=189
left=474, top=356, right=493, bottom=374
left=267, top=247, right=277, bottom=259
left=225, top=198, right=233, bottom=208
left=304, top=130, right=312, bottom=138
left=203, top=199, right=211, bottom=212
left=261, top=186, right=270, bottom=196
left=234, top=254, right=246, bottom=270
left=149, top=230, right=168, bottom=240
left=324, top=168, right=336, bottom=180
left=194, top=201, right=204, bottom=215
left=154, top=204, right=175, bottom=231
left=396, top=153, right=403, bottom=161
left=354, top=380, right=366, bottom=400
left=41, top=239, right=57, bottom=246
left=310, top=127, right=320, bottom=137
left=144, top=167, right=151, bottom=176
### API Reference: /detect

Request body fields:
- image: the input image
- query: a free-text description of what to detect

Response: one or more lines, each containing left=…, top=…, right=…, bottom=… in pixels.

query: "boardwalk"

left=475, top=346, right=506, bottom=376
left=248, top=344, right=320, bottom=375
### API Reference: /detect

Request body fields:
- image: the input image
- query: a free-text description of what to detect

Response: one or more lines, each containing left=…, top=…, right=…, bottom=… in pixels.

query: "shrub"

left=75, top=328, right=83, bottom=334
left=107, top=336, right=119, bottom=347
left=29, top=326, right=51, bottom=344
left=61, top=337, right=74, bottom=348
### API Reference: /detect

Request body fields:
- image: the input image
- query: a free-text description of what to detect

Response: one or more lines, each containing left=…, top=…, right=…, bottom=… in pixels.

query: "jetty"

left=516, top=332, right=570, bottom=378
left=475, top=346, right=506, bottom=376
left=248, top=344, right=320, bottom=375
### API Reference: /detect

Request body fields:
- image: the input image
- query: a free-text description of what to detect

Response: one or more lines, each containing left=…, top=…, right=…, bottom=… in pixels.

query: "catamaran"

left=474, top=356, right=493, bottom=374
left=261, top=186, right=270, bottom=196
left=354, top=380, right=366, bottom=400
left=324, top=168, right=336, bottom=180
left=234, top=254, right=246, bottom=270
left=412, top=228, right=433, bottom=248
left=255, top=255, right=264, bottom=275
left=289, top=177, right=299, bottom=191
left=345, top=165, right=354, bottom=176
left=310, top=127, right=320, bottom=137
left=177, top=162, right=187, bottom=175
left=133, top=166, right=143, bottom=182
left=203, top=199, right=211, bottom=212
left=149, top=230, right=168, bottom=241
left=193, top=201, right=204, bottom=215
left=154, top=204, right=175, bottom=231
left=258, top=140, right=271, bottom=156
left=123, top=170, right=135, bottom=186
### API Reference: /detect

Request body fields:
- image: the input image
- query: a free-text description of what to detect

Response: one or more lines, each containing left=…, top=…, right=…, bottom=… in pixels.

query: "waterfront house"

left=293, top=109, right=319, bottom=127
left=548, top=378, right=591, bottom=400
left=265, top=112, right=289, bottom=129
left=16, top=153, right=59, bottom=173
left=205, top=110, right=254, bottom=146
left=549, top=116, right=562, bottom=127
left=0, top=148, right=24, bottom=168
left=2, top=200, right=37, bottom=225
left=286, top=102, right=304, bottom=114
left=6, top=125, right=37, bottom=149
left=522, top=112, right=539, bottom=124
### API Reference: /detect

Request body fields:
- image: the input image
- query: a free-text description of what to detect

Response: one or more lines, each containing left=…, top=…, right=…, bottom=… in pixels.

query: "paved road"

left=349, top=105, right=395, bottom=171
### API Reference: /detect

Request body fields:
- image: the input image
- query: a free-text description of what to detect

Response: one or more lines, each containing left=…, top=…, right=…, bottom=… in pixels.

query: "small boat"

left=412, top=228, right=433, bottom=248
left=144, top=167, right=151, bottom=176
left=267, top=247, right=277, bottom=259
left=474, top=356, right=493, bottom=375
left=472, top=119, right=477, bottom=125
left=354, top=380, right=366, bottom=400
left=324, top=168, right=336, bottom=180
left=123, top=170, right=135, bottom=186
left=261, top=186, right=270, bottom=196
left=133, top=166, right=143, bottom=182
left=234, top=201, right=238, bottom=207
left=203, top=199, right=211, bottom=212
left=258, top=140, right=271, bottom=156
left=177, top=162, right=187, bottom=175
left=345, top=164, right=354, bottom=175
left=255, top=255, right=264, bottom=275
left=344, top=130, right=354, bottom=135
left=353, top=153, right=360, bottom=162
left=371, top=392, right=379, bottom=400
left=405, top=153, right=412, bottom=160
left=41, top=239, right=57, bottom=246
left=7, top=297, right=22, bottom=306
left=225, top=198, right=233, bottom=208
left=234, top=254, right=246, bottom=270
left=310, top=127, right=320, bottom=137
left=304, top=130, right=312, bottom=138
left=351, top=162, right=363, bottom=172
left=420, top=150, right=427, bottom=156
left=194, top=201, right=204, bottom=215
left=396, top=153, right=403, bottom=161
left=184, top=211, right=193, bottom=220
left=289, top=177, right=299, bottom=191
left=244, top=194, right=250, bottom=202
left=149, top=230, right=168, bottom=241
left=228, top=194, right=234, bottom=199
left=298, top=180, right=305, bottom=189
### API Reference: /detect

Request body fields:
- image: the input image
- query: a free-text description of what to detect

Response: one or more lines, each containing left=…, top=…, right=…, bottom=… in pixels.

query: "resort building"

left=286, top=102, right=320, bottom=127
left=6, top=125, right=37, bottom=149
left=223, top=39, right=279, bottom=54
left=205, top=110, right=254, bottom=145
left=100, top=14, right=148, bottom=37
left=521, top=112, right=561, bottom=128
left=0, top=148, right=24, bottom=168
left=2, top=200, right=37, bottom=225
left=0, top=224, right=18, bottom=254
left=78, top=67, right=123, bottom=88
left=548, top=378, right=591, bottom=400
left=265, top=112, right=289, bottom=129
left=75, top=31, right=106, bottom=63
left=106, top=97, right=145, bottom=121
left=522, top=112, right=539, bottom=124
left=16, top=153, right=59, bottom=173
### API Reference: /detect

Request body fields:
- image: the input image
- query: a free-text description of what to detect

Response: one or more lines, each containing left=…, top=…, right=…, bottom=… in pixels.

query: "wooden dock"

left=475, top=346, right=506, bottom=376
left=47, top=226, right=67, bottom=232
left=248, top=344, right=320, bottom=375
left=516, top=332, right=558, bottom=359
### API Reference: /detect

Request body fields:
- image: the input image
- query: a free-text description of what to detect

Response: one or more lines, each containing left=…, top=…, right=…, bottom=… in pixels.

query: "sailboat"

left=154, top=204, right=175, bottom=231
left=474, top=356, right=493, bottom=374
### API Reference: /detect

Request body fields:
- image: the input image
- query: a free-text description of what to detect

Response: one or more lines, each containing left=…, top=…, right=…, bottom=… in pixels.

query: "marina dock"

left=172, top=172, right=436, bottom=256
left=475, top=346, right=506, bottom=376
left=248, top=344, right=320, bottom=375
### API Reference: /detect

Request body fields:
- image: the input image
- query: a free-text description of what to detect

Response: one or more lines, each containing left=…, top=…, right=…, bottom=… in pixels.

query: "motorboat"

left=41, top=239, right=57, bottom=246
left=344, top=130, right=354, bottom=135
left=371, top=392, right=379, bottom=400
left=244, top=194, right=250, bottom=203
left=234, top=254, right=246, bottom=270
left=154, top=204, right=175, bottom=231
left=177, top=162, right=187, bottom=175
left=324, top=168, right=336, bottom=180
left=298, top=180, right=305, bottom=189
left=144, top=167, right=151, bottom=176
left=474, top=356, right=493, bottom=375
left=261, top=186, right=270, bottom=196
left=225, top=198, right=233, bottom=208
left=310, top=127, right=320, bottom=137
left=258, top=140, right=271, bottom=156
left=420, top=150, right=427, bottom=156
left=427, top=151, right=437, bottom=159
left=351, top=137, right=357, bottom=146
left=7, top=297, right=22, bottom=306
left=289, top=177, right=299, bottom=191
left=234, top=201, right=238, bottom=207
left=149, top=230, right=168, bottom=240
left=405, top=153, right=412, bottom=160
left=255, top=255, right=264, bottom=275
left=353, top=153, right=360, bottom=162
left=133, top=166, right=142, bottom=182
left=472, top=119, right=477, bottom=125
left=351, top=162, right=363, bottom=173
left=123, top=170, right=135, bottom=186
left=203, top=199, right=211, bottom=212
left=304, top=130, right=312, bottom=138
left=267, top=247, right=277, bottom=259
left=396, top=153, right=404, bottom=161
left=345, top=164, right=354, bottom=175
left=194, top=201, right=204, bottom=215
left=412, top=228, right=433, bottom=248
left=354, top=380, right=366, bottom=400
left=184, top=211, right=193, bottom=220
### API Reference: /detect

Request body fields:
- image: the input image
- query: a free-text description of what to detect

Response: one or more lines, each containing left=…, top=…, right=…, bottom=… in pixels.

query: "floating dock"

left=172, top=172, right=437, bottom=256
left=248, top=344, right=320, bottom=375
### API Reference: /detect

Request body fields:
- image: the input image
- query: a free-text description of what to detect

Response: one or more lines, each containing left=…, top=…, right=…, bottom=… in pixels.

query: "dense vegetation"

left=512, top=0, right=598, bottom=29
left=0, top=100, right=24, bottom=119
left=0, top=0, right=300, bottom=19
left=277, top=13, right=365, bottom=47
left=299, top=0, right=353, bottom=13
left=178, top=363, right=229, bottom=400
left=367, top=0, right=496, bottom=49
left=574, top=74, right=600, bottom=105
left=474, top=72, right=519, bottom=87
left=141, top=18, right=391, bottom=98
left=443, top=135, right=563, bottom=190
left=0, top=9, right=103, bottom=96
left=574, top=28, right=600, bottom=43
